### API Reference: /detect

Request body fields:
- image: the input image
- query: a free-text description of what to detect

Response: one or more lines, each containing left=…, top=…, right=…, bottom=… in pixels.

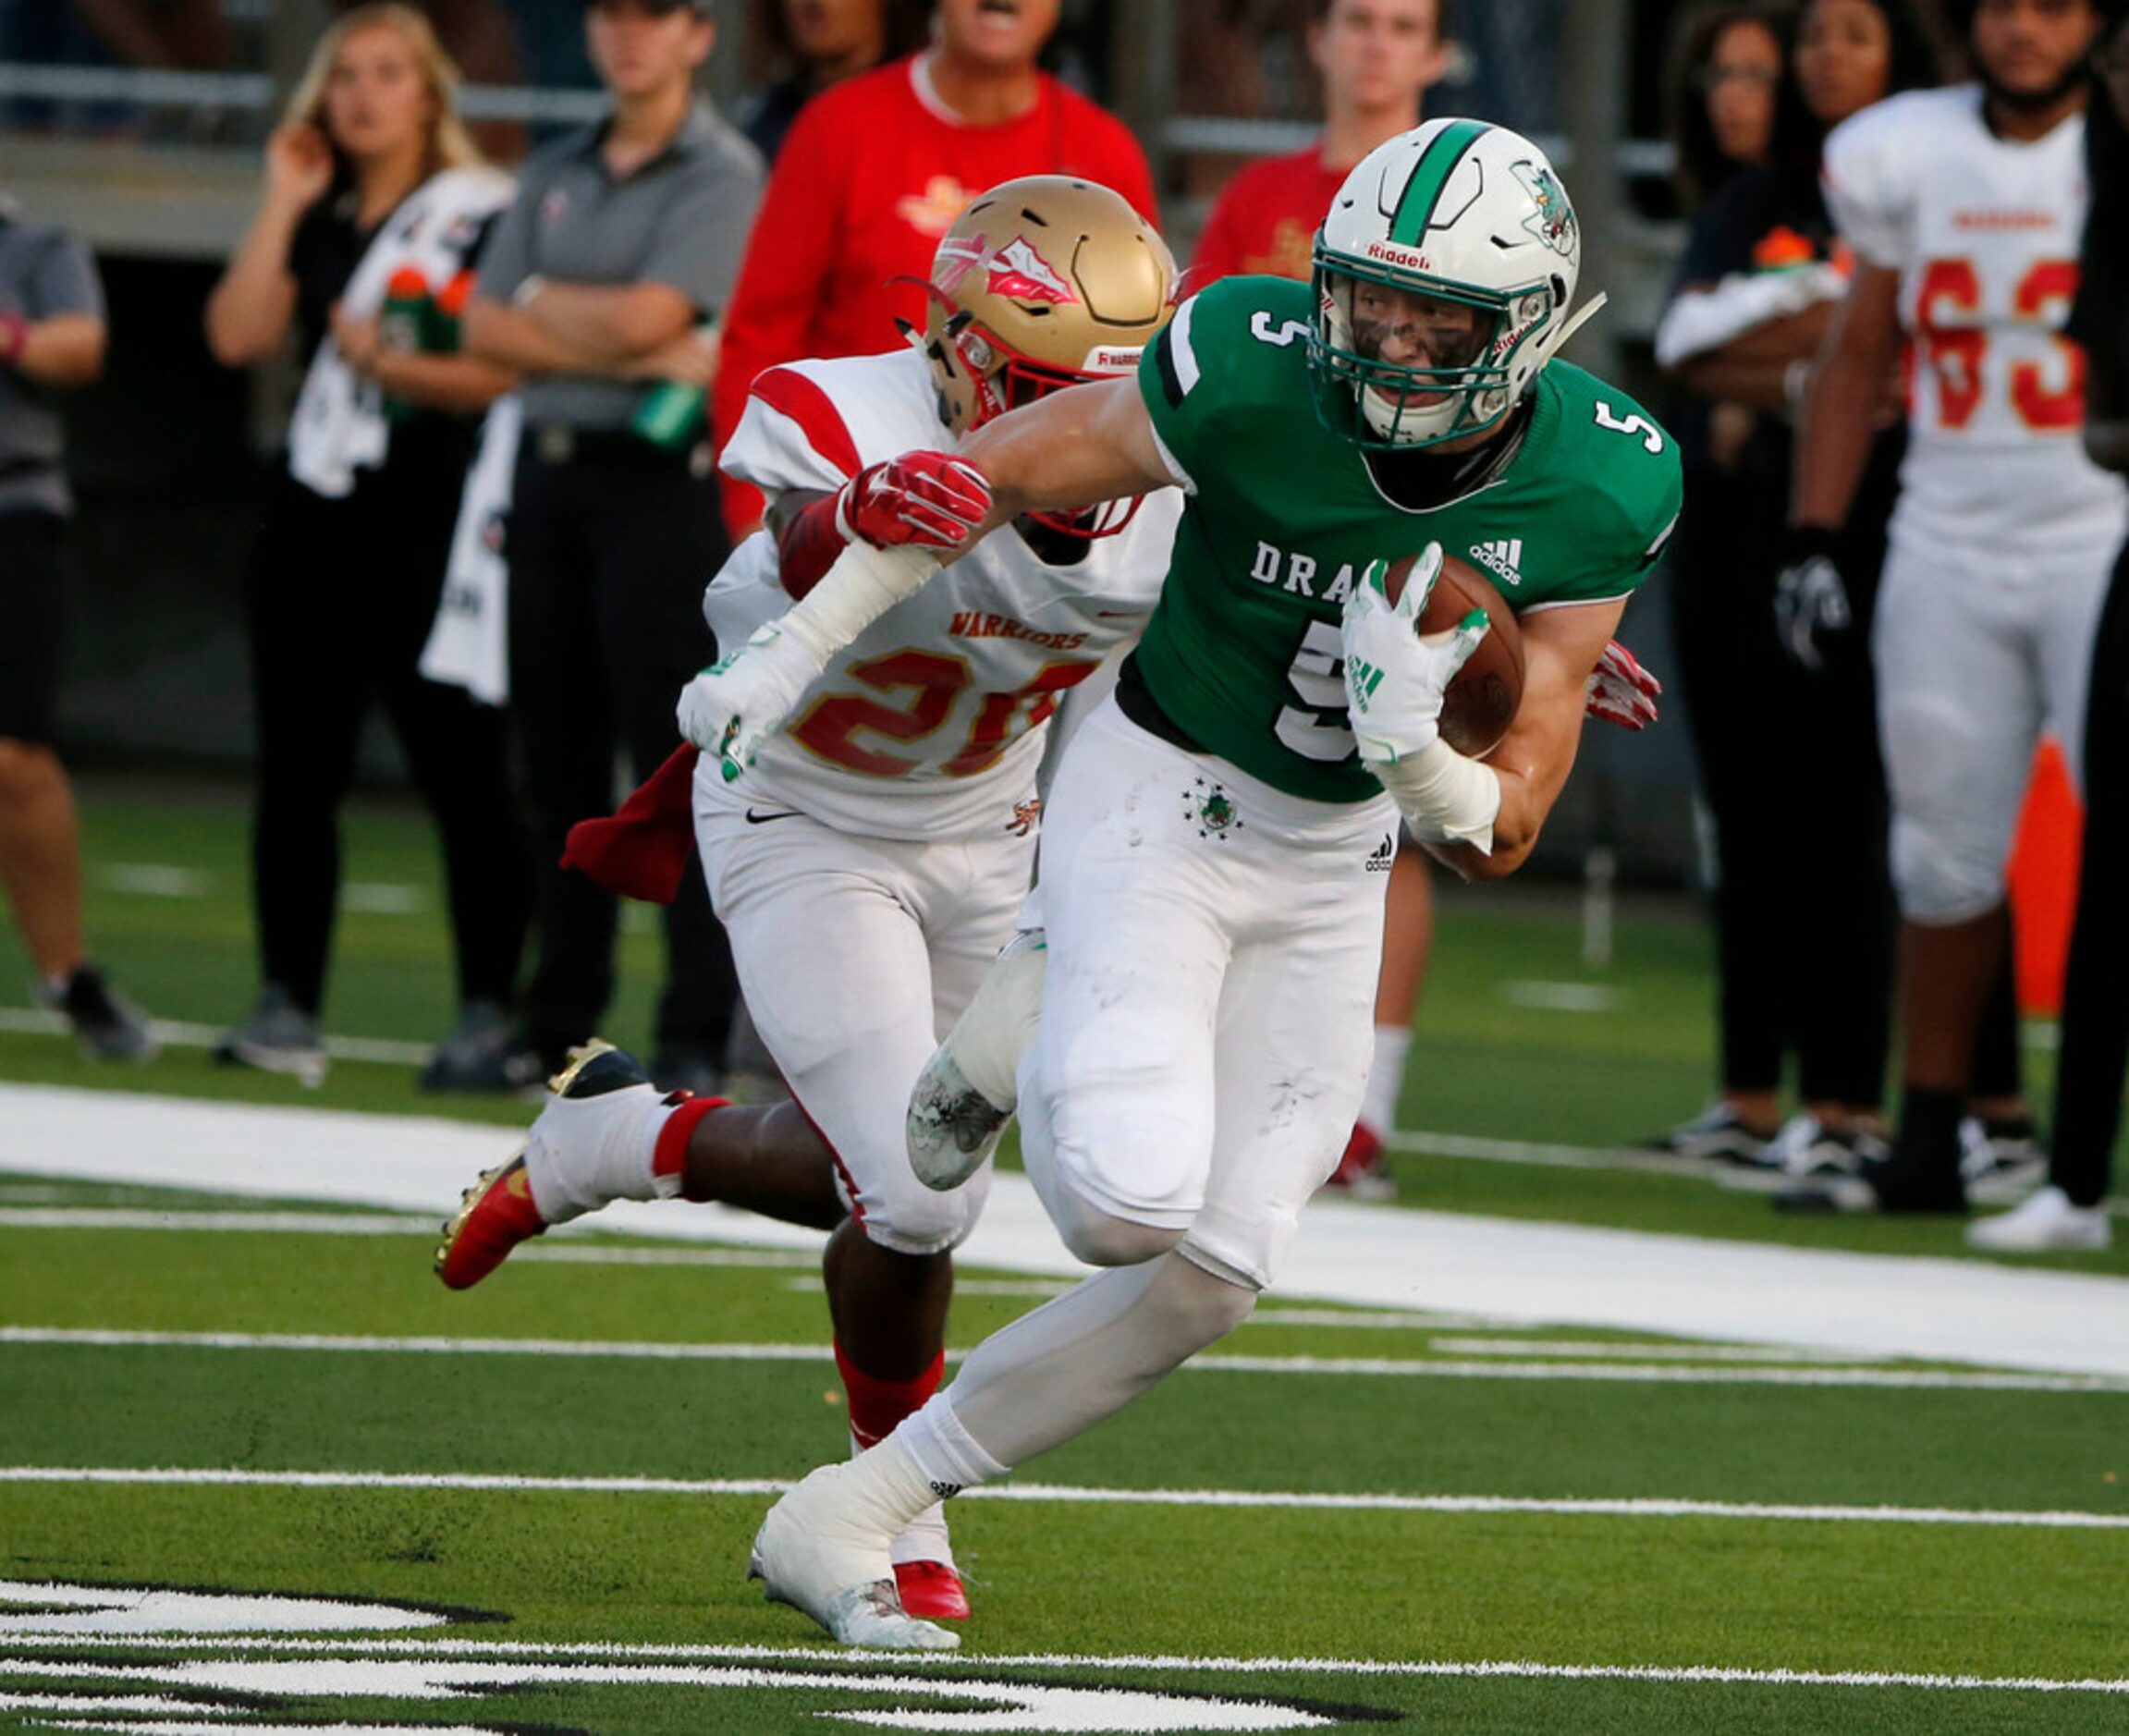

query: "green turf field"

left=4, top=780, right=2126, bottom=1731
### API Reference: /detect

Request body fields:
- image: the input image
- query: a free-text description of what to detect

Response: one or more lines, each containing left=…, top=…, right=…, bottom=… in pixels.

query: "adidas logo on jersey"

left=1366, top=834, right=1395, bottom=873
left=1469, top=539, right=1524, bottom=587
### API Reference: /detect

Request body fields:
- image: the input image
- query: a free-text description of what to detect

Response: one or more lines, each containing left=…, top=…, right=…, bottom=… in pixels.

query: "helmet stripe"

left=1387, top=119, right=1491, bottom=248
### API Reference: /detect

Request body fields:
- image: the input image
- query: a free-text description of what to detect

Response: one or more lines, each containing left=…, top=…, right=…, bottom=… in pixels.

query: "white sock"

left=522, top=1086, right=680, bottom=1223
left=1360, top=1025, right=1411, bottom=1136
left=899, top=1393, right=1011, bottom=1499
left=850, top=1427, right=959, bottom=1571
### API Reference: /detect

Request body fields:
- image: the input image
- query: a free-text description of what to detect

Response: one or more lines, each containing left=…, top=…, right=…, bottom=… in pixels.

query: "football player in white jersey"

left=434, top=177, right=1184, bottom=1622
left=1775, top=0, right=2128, bottom=1213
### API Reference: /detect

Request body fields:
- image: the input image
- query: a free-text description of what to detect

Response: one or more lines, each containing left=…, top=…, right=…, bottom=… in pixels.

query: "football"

left=1379, top=549, right=1525, bottom=758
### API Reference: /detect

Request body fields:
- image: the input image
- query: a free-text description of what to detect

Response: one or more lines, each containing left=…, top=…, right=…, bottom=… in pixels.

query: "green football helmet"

left=1309, top=118, right=1586, bottom=450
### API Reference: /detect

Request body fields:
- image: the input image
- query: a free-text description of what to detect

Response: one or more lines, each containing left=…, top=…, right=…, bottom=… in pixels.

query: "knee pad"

left=1890, top=815, right=2006, bottom=925
left=850, top=1158, right=994, bottom=1257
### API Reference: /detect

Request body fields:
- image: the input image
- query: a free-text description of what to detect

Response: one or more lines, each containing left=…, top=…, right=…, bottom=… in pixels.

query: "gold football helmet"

left=918, top=176, right=1176, bottom=534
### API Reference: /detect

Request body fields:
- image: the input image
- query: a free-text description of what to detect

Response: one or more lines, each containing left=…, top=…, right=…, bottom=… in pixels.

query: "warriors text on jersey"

left=1823, top=86, right=2129, bottom=553
left=1135, top=275, right=1683, bottom=803
left=711, top=346, right=1181, bottom=841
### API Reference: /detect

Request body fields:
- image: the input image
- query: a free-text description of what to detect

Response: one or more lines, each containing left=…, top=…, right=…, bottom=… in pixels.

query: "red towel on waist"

left=560, top=743, right=700, bottom=905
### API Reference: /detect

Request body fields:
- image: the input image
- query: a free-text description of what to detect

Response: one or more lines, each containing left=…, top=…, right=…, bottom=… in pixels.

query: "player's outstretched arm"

left=1429, top=595, right=1627, bottom=883
left=957, top=374, right=1180, bottom=537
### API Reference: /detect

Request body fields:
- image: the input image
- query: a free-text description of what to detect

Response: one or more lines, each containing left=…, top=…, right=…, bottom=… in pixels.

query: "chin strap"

left=1543, top=290, right=1609, bottom=365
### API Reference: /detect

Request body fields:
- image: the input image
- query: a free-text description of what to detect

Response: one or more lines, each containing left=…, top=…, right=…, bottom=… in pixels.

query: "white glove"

left=1340, top=544, right=1489, bottom=764
left=676, top=621, right=826, bottom=781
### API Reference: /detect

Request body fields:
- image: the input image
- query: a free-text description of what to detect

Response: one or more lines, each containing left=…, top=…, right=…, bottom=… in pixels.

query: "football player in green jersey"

left=682, top=120, right=1682, bottom=1649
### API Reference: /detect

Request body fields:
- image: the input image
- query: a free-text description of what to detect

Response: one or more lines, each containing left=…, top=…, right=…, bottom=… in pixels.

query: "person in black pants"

left=0, top=198, right=155, bottom=1059
left=204, top=6, right=528, bottom=1089
left=1649, top=0, right=1939, bottom=1172
left=1970, top=14, right=2129, bottom=1251
left=462, top=0, right=761, bottom=1094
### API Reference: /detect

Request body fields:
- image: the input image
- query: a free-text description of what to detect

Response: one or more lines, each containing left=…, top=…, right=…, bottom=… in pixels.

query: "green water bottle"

left=379, top=267, right=433, bottom=423
left=632, top=321, right=713, bottom=448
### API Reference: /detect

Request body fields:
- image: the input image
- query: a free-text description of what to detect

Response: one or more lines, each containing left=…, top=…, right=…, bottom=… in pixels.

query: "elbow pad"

left=1369, top=737, right=1501, bottom=855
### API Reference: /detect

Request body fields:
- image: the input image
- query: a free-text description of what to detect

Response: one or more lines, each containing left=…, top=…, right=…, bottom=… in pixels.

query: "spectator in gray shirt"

left=462, top=0, right=762, bottom=1094
left=0, top=200, right=155, bottom=1060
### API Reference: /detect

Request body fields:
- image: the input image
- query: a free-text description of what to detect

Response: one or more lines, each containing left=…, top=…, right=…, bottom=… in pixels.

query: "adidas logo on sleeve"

left=1469, top=538, right=1523, bottom=587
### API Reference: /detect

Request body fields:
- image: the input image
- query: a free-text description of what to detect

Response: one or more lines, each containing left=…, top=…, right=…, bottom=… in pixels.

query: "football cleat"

left=751, top=1463, right=960, bottom=1651
left=893, top=1559, right=971, bottom=1621
left=908, top=929, right=1046, bottom=1192
left=1320, top=1122, right=1396, bottom=1199
left=1965, top=1186, right=2111, bottom=1253
left=434, top=1041, right=673, bottom=1290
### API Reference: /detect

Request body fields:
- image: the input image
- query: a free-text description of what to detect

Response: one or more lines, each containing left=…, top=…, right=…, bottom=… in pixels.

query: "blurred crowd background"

left=5, top=0, right=1723, bottom=877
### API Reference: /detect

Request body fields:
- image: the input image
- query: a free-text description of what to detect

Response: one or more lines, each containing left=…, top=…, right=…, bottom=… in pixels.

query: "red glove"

left=1585, top=639, right=1661, bottom=731
left=837, top=451, right=992, bottom=549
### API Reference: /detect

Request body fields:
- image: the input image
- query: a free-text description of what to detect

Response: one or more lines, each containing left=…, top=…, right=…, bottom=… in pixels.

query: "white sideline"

left=5, top=1082, right=2129, bottom=1377
left=7, top=1465, right=2129, bottom=1531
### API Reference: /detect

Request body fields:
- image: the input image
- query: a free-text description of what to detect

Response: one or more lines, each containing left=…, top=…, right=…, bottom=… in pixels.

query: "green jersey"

left=1134, top=275, right=1682, bottom=803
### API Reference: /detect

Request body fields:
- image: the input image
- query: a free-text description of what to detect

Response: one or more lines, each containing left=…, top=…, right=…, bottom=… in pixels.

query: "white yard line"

left=6, top=1465, right=2129, bottom=1532
left=3, top=1632, right=2124, bottom=1696
left=0, top=1009, right=431, bottom=1066
left=5, top=1326, right=2111, bottom=1390
left=7, top=1082, right=2129, bottom=1377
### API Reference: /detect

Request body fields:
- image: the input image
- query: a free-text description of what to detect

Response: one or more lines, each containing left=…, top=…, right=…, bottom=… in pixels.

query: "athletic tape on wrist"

left=779, top=542, right=938, bottom=665
left=1372, top=736, right=1501, bottom=852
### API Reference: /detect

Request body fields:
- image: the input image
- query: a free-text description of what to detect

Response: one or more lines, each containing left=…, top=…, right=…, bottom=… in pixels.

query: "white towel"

left=420, top=393, right=521, bottom=705
left=287, top=165, right=514, bottom=499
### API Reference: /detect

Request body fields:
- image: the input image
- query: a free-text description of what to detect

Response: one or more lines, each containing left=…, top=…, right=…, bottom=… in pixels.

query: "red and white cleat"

left=893, top=1559, right=971, bottom=1621
left=436, top=1041, right=704, bottom=1290
left=434, top=1153, right=548, bottom=1290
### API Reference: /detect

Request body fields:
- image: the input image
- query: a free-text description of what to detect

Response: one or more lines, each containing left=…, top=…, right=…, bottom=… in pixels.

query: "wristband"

left=0, top=313, right=27, bottom=367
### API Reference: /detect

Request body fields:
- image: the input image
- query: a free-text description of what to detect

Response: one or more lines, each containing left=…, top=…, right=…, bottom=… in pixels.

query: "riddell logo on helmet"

left=1365, top=240, right=1431, bottom=270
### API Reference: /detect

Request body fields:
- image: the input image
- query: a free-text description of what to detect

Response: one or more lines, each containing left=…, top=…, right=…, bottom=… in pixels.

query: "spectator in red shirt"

left=712, top=0, right=1156, bottom=535
left=1191, top=0, right=1450, bottom=286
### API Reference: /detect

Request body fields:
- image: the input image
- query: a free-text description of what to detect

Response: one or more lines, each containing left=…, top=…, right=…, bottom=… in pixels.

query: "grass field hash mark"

left=4, top=1327, right=2103, bottom=1390
left=9, top=1465, right=2129, bottom=1530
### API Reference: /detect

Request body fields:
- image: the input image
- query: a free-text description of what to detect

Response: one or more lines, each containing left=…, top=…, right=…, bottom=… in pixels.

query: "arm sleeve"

left=640, top=158, right=764, bottom=315
left=712, top=106, right=849, bottom=535
left=472, top=177, right=539, bottom=303
left=29, top=230, right=104, bottom=322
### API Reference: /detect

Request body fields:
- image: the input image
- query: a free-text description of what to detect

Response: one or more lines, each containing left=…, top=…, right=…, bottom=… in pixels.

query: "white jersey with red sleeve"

left=1823, top=86, right=2129, bottom=553
left=707, top=346, right=1181, bottom=842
